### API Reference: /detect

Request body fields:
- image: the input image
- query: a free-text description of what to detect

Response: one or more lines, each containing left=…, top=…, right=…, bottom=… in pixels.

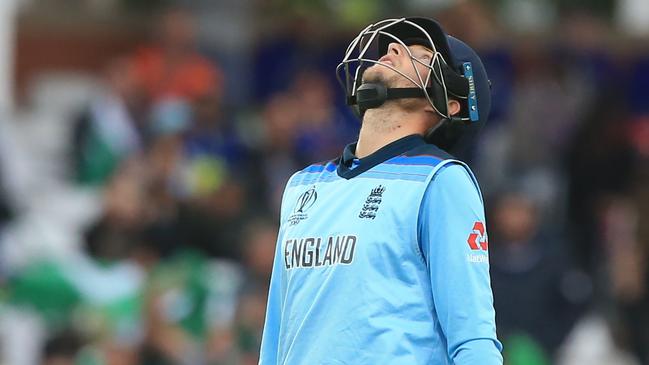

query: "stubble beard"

left=361, top=65, right=398, bottom=88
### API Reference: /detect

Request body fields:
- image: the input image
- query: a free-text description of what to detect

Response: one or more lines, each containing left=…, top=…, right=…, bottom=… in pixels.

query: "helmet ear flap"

left=424, top=118, right=464, bottom=148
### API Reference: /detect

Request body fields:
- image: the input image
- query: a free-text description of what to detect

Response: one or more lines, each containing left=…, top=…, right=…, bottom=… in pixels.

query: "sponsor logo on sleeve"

left=467, top=221, right=489, bottom=263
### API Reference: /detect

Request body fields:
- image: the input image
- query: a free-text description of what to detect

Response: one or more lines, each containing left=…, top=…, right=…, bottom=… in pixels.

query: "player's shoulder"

left=404, top=142, right=456, bottom=161
left=387, top=142, right=457, bottom=168
left=287, top=156, right=341, bottom=187
left=376, top=142, right=457, bottom=181
left=426, top=157, right=483, bottom=204
left=400, top=143, right=481, bottom=196
left=297, top=157, right=340, bottom=175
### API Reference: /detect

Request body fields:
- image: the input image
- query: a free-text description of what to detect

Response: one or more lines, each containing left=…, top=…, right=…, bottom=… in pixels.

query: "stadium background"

left=0, top=0, right=647, bottom=364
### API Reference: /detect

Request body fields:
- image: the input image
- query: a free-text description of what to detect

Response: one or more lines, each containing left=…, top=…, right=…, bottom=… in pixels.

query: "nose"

left=387, top=42, right=403, bottom=57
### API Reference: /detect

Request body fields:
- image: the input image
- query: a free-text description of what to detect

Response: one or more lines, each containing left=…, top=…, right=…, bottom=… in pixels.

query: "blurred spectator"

left=601, top=196, right=649, bottom=364
left=506, top=36, right=586, bottom=173
left=239, top=218, right=276, bottom=292
left=4, top=160, right=150, bottom=365
left=229, top=218, right=277, bottom=365
left=177, top=93, right=250, bottom=203
left=131, top=6, right=223, bottom=104
left=566, top=89, right=635, bottom=275
left=473, top=35, right=584, bottom=204
left=41, top=330, right=84, bottom=365
left=290, top=69, right=352, bottom=165
left=142, top=250, right=243, bottom=365
left=144, top=95, right=250, bottom=259
left=253, top=93, right=302, bottom=215
left=490, top=191, right=588, bottom=363
left=71, top=57, right=144, bottom=186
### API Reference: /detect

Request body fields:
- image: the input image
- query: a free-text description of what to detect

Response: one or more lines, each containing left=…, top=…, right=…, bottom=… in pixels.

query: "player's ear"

left=423, top=99, right=461, bottom=117
left=447, top=99, right=461, bottom=116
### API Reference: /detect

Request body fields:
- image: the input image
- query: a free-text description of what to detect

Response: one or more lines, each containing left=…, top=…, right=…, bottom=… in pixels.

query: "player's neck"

left=355, top=106, right=427, bottom=158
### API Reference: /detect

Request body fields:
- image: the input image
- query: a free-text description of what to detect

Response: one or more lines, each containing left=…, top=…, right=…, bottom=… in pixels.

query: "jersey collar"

left=337, top=134, right=427, bottom=179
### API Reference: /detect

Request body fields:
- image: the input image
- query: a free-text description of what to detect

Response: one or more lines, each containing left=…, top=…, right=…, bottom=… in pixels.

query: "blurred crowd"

left=0, top=1, right=647, bottom=364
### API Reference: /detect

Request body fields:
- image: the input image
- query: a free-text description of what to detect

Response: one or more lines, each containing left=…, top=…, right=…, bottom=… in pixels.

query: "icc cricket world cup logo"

left=289, top=186, right=317, bottom=225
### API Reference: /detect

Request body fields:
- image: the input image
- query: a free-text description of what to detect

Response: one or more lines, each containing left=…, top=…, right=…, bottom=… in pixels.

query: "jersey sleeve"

left=259, top=173, right=296, bottom=365
left=418, top=163, right=503, bottom=365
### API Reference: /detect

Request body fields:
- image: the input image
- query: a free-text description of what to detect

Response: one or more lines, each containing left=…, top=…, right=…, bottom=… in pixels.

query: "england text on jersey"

left=284, top=235, right=357, bottom=269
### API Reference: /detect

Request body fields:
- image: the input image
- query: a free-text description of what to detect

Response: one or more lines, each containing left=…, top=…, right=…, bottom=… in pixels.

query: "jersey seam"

left=413, top=159, right=462, bottom=266
left=414, top=160, right=484, bottom=266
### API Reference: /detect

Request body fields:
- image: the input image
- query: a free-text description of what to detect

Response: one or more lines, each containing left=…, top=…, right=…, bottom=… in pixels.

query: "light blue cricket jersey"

left=260, top=134, right=503, bottom=365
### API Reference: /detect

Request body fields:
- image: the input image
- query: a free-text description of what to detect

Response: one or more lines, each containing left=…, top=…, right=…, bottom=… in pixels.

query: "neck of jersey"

left=337, top=134, right=427, bottom=179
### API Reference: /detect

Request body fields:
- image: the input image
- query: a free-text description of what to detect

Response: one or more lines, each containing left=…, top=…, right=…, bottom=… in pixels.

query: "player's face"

left=362, top=43, right=435, bottom=89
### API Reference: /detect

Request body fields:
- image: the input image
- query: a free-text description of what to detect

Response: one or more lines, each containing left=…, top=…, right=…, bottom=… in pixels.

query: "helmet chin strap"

left=354, top=83, right=426, bottom=111
left=350, top=83, right=464, bottom=124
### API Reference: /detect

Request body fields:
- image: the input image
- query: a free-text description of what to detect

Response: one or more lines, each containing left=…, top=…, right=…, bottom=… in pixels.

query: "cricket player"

left=260, top=17, right=502, bottom=364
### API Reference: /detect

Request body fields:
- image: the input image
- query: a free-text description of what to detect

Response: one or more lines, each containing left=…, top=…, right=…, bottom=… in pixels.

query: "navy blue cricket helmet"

left=336, top=17, right=491, bottom=158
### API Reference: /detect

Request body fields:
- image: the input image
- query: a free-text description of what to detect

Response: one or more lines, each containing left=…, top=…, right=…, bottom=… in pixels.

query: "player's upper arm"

left=418, top=162, right=503, bottom=365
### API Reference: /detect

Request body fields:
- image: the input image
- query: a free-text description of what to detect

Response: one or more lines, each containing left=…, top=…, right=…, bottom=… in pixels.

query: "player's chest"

left=280, top=180, right=424, bottom=271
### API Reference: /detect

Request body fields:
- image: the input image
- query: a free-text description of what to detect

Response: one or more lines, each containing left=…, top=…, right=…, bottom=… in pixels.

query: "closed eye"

left=415, top=53, right=432, bottom=63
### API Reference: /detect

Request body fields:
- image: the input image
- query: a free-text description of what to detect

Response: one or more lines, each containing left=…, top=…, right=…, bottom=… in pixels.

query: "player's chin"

left=362, top=66, right=396, bottom=85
